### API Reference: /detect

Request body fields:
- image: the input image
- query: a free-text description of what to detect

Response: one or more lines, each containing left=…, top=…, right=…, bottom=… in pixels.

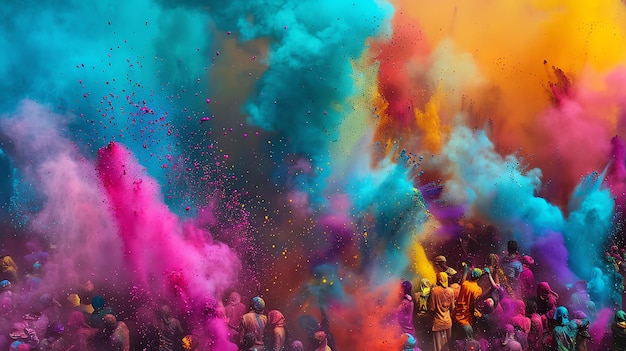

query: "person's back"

left=157, top=305, right=184, bottom=351
left=454, top=269, right=483, bottom=326
left=313, top=331, right=331, bottom=351
left=241, top=297, right=268, bottom=350
left=104, top=314, right=130, bottom=351
left=500, top=242, right=523, bottom=296
left=266, top=310, right=286, bottom=351
left=225, top=292, right=247, bottom=339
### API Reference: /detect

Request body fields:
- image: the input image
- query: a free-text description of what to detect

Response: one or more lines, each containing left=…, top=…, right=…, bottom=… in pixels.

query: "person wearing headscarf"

left=552, top=306, right=588, bottom=351
left=313, top=330, right=331, bottom=351
left=612, top=310, right=626, bottom=351
left=225, top=292, right=247, bottom=342
left=537, top=282, right=559, bottom=318
left=400, top=332, right=420, bottom=351
left=0, top=256, right=18, bottom=283
left=157, top=305, right=184, bottom=351
left=526, top=300, right=543, bottom=351
left=266, top=310, right=286, bottom=351
left=66, top=311, right=97, bottom=351
left=397, top=280, right=416, bottom=337
left=568, top=280, right=594, bottom=318
left=240, top=296, right=268, bottom=350
left=519, top=255, right=536, bottom=300
left=429, top=272, right=455, bottom=351
left=500, top=324, right=523, bottom=351
left=587, top=267, right=607, bottom=308
left=510, top=300, right=531, bottom=336
left=415, top=278, right=431, bottom=315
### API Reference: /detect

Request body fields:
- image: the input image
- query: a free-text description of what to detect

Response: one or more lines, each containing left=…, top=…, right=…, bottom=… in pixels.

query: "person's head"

left=616, top=310, right=626, bottom=325
left=436, top=272, right=449, bottom=288
left=242, top=333, right=255, bottom=348
left=0, top=279, right=11, bottom=291
left=289, top=340, right=304, bottom=351
left=227, top=291, right=241, bottom=305
left=574, top=280, right=587, bottom=292
left=67, top=293, right=80, bottom=308
left=103, top=314, right=117, bottom=331
left=526, top=300, right=538, bottom=316
left=521, top=255, right=534, bottom=266
left=419, top=278, right=430, bottom=294
left=470, top=268, right=482, bottom=281
left=554, top=306, right=569, bottom=325
left=268, top=310, right=285, bottom=328
left=91, top=295, right=105, bottom=310
left=251, top=296, right=265, bottom=313
left=314, top=331, right=328, bottom=347
left=401, top=333, right=417, bottom=350
left=482, top=298, right=495, bottom=314
left=507, top=240, right=518, bottom=255
left=158, top=305, right=172, bottom=320
left=401, top=280, right=412, bottom=296
left=434, top=255, right=447, bottom=267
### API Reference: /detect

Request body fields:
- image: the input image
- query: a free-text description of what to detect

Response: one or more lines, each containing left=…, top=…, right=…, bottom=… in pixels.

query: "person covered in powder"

left=536, top=281, right=559, bottom=349
left=88, top=295, right=114, bottom=329
left=8, top=321, right=39, bottom=350
left=397, top=280, right=416, bottom=337
left=0, top=256, right=19, bottom=283
left=240, top=296, right=268, bottom=350
left=587, top=267, right=608, bottom=309
left=568, top=280, right=595, bottom=319
left=266, top=310, right=286, bottom=351
left=288, top=340, right=304, bottom=351
left=66, top=310, right=98, bottom=351
left=525, top=300, right=543, bottom=351
left=612, top=310, right=626, bottom=351
left=225, top=291, right=247, bottom=342
left=499, top=324, right=523, bottom=351
left=519, top=255, right=536, bottom=300
left=156, top=304, right=184, bottom=351
left=537, top=281, right=559, bottom=318
left=479, top=254, right=508, bottom=296
left=102, top=314, right=130, bottom=351
left=312, top=330, right=331, bottom=351
left=452, top=265, right=482, bottom=346
left=428, top=272, right=455, bottom=351
left=400, top=332, right=421, bottom=351
left=551, top=306, right=588, bottom=351
left=499, top=241, right=523, bottom=298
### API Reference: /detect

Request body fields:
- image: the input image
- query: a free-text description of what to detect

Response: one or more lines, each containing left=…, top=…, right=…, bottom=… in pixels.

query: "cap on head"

left=434, top=255, right=447, bottom=263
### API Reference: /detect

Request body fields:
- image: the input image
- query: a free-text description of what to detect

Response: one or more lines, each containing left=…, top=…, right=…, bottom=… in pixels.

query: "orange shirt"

left=453, top=280, right=482, bottom=326
left=428, top=285, right=455, bottom=331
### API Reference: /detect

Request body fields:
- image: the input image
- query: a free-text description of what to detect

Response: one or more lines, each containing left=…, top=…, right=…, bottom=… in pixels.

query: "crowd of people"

left=1, top=237, right=626, bottom=350
left=398, top=240, right=626, bottom=351
left=0, top=239, right=344, bottom=351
